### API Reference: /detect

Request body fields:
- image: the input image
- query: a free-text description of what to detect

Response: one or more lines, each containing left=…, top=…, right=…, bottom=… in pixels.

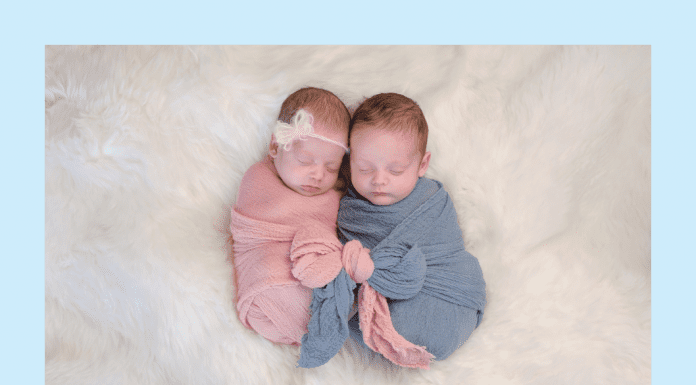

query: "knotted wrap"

left=299, top=178, right=486, bottom=368
left=230, top=156, right=344, bottom=345
left=298, top=237, right=433, bottom=369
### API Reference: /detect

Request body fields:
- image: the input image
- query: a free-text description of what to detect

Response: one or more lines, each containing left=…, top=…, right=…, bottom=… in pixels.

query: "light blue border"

left=650, top=4, right=695, bottom=380
left=4, top=0, right=692, bottom=383
left=2, top=21, right=46, bottom=385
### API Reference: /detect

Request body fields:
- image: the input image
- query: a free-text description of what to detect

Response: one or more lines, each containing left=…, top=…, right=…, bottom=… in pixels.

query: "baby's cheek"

left=350, top=175, right=363, bottom=190
left=328, top=173, right=342, bottom=188
left=282, top=166, right=303, bottom=187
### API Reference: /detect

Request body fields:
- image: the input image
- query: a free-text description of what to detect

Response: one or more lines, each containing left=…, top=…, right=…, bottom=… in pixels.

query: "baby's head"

left=270, top=87, right=350, bottom=197
left=349, top=93, right=431, bottom=206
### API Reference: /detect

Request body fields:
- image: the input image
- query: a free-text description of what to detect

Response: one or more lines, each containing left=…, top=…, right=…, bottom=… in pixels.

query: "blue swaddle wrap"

left=298, top=178, right=486, bottom=368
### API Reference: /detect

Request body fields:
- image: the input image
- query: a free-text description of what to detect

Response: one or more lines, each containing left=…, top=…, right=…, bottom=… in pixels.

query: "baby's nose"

left=310, top=165, right=324, bottom=180
left=372, top=170, right=387, bottom=185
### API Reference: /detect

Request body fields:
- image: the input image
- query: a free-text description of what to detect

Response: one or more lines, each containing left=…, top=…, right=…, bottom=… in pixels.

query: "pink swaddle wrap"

left=230, top=156, right=343, bottom=345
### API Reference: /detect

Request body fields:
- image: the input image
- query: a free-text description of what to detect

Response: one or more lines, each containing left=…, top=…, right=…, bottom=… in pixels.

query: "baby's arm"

left=289, top=225, right=344, bottom=288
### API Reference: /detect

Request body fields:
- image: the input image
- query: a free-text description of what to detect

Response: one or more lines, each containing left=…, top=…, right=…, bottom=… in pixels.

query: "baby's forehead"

left=292, top=137, right=345, bottom=161
left=312, top=119, right=349, bottom=139
left=352, top=134, right=420, bottom=164
left=351, top=125, right=419, bottom=150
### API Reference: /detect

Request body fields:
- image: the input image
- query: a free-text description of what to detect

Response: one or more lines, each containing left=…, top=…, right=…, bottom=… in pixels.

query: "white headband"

left=274, top=109, right=349, bottom=153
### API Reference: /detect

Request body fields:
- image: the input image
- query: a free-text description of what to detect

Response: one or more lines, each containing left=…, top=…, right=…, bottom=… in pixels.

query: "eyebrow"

left=354, top=158, right=411, bottom=168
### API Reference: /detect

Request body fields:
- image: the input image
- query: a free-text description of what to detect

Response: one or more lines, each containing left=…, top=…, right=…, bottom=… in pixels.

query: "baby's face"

left=350, top=125, right=430, bottom=206
left=271, top=130, right=347, bottom=197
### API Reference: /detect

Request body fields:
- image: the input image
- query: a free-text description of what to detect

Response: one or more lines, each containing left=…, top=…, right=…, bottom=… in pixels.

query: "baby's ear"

left=269, top=134, right=279, bottom=158
left=418, top=151, right=431, bottom=177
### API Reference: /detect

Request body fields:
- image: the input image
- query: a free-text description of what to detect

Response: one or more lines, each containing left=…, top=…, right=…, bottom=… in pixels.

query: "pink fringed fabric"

left=341, top=240, right=434, bottom=369
left=230, top=156, right=344, bottom=345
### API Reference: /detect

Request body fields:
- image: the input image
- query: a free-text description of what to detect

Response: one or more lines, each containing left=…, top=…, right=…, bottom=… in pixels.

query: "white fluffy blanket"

left=45, top=46, right=650, bottom=384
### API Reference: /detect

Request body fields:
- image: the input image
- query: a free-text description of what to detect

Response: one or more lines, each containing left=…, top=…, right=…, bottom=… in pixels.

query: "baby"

left=229, top=87, right=351, bottom=345
left=344, top=93, right=487, bottom=360
left=298, top=93, right=486, bottom=368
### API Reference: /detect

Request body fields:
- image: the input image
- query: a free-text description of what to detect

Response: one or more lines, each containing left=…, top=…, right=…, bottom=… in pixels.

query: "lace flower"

left=274, top=109, right=349, bottom=152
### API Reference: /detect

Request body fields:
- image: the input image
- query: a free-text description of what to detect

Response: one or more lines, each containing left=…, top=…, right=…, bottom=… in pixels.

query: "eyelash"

left=359, top=169, right=403, bottom=176
left=299, top=158, right=339, bottom=173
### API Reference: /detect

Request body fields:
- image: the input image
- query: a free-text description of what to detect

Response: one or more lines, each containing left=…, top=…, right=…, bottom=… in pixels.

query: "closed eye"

left=296, top=156, right=313, bottom=165
left=390, top=170, right=405, bottom=175
left=295, top=151, right=314, bottom=165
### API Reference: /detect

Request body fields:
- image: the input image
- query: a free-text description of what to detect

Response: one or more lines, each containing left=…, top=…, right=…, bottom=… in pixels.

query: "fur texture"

left=45, top=46, right=650, bottom=384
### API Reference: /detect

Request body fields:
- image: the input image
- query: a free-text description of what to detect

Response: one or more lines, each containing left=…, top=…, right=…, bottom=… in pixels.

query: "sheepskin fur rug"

left=45, top=45, right=650, bottom=385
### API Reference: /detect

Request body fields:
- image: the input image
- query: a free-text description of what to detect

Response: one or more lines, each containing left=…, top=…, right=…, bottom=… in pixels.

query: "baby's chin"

left=366, top=193, right=403, bottom=206
left=293, top=185, right=330, bottom=197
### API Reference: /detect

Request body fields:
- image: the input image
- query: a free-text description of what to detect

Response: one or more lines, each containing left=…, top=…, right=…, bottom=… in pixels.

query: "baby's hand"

left=341, top=240, right=373, bottom=284
left=289, top=226, right=343, bottom=288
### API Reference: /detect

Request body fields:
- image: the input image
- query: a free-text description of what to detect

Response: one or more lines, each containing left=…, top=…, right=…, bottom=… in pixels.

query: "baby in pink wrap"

left=229, top=87, right=351, bottom=345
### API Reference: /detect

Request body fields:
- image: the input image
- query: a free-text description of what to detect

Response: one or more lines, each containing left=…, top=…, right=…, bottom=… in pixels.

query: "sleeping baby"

left=299, top=93, right=486, bottom=369
left=229, top=87, right=351, bottom=345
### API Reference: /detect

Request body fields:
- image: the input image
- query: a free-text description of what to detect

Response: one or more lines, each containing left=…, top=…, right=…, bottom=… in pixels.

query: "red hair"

left=350, top=93, right=428, bottom=156
left=278, top=87, right=350, bottom=136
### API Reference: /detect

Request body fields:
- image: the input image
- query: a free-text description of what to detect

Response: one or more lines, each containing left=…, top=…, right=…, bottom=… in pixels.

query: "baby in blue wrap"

left=298, top=93, right=486, bottom=368
left=344, top=92, right=486, bottom=360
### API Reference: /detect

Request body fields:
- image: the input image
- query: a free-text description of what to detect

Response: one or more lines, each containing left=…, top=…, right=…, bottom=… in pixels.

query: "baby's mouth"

left=302, top=185, right=320, bottom=193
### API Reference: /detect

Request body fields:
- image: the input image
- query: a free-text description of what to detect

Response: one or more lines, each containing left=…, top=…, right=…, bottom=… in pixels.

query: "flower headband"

left=274, top=109, right=349, bottom=153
